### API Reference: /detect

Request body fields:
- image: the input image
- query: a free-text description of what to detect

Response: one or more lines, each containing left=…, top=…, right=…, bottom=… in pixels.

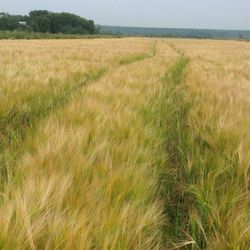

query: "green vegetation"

left=0, top=30, right=120, bottom=40
left=119, top=42, right=156, bottom=65
left=163, top=57, right=194, bottom=242
left=119, top=53, right=149, bottom=65
left=154, top=57, right=194, bottom=247
left=0, top=10, right=97, bottom=35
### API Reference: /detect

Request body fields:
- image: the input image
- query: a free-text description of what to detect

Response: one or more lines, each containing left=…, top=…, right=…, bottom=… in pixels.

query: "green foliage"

left=0, top=10, right=98, bottom=34
left=0, top=14, right=20, bottom=31
left=0, top=31, right=113, bottom=40
left=36, top=16, right=50, bottom=32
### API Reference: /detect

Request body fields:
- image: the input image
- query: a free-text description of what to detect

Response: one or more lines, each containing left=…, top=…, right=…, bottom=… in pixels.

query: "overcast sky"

left=1, top=0, right=250, bottom=30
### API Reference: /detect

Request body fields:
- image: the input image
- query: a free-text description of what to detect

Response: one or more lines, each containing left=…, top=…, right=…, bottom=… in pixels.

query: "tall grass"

left=0, top=39, right=178, bottom=249
left=162, top=39, right=250, bottom=249
left=0, top=68, right=106, bottom=187
left=0, top=37, right=249, bottom=249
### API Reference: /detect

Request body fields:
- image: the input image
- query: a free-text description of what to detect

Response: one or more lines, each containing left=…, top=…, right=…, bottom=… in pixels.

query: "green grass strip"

left=119, top=53, right=149, bottom=65
left=119, top=42, right=157, bottom=65
left=162, top=57, right=192, bottom=242
left=153, top=57, right=196, bottom=247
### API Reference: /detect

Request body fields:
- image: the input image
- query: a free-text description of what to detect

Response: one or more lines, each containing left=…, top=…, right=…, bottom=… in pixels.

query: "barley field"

left=0, top=38, right=249, bottom=249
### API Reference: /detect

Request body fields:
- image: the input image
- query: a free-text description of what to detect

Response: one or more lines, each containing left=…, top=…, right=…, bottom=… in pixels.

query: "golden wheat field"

left=0, top=38, right=249, bottom=249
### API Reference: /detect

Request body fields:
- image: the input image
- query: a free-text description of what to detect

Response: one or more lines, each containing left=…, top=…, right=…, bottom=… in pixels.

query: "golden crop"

left=0, top=38, right=249, bottom=249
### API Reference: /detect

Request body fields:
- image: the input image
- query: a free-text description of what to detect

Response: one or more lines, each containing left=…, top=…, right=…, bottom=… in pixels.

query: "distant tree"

left=29, top=10, right=50, bottom=19
left=49, top=12, right=97, bottom=34
left=0, top=10, right=98, bottom=34
left=86, top=20, right=96, bottom=34
left=0, top=12, right=8, bottom=18
left=36, top=16, right=50, bottom=32
left=0, top=13, right=20, bottom=31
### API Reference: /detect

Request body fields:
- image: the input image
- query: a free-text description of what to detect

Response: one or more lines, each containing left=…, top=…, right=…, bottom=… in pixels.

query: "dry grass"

left=0, top=37, right=249, bottom=249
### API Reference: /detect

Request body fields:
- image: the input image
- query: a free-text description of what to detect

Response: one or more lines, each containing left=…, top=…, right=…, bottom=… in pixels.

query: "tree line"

left=0, top=10, right=98, bottom=34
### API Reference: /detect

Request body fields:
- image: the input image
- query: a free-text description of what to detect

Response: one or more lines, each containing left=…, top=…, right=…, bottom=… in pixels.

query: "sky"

left=1, top=0, right=250, bottom=30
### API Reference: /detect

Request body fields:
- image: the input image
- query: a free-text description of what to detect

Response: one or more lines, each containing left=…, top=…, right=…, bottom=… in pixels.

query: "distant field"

left=100, top=25, right=250, bottom=39
left=0, top=38, right=249, bottom=249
